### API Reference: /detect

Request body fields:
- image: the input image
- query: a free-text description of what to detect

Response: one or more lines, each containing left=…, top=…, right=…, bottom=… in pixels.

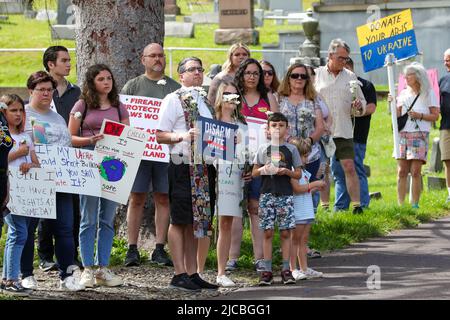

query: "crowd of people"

left=0, top=39, right=449, bottom=295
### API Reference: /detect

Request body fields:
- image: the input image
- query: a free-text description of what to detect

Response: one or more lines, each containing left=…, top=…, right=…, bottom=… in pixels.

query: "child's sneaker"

left=281, top=270, right=296, bottom=285
left=3, top=281, right=30, bottom=296
left=80, top=267, right=95, bottom=288
left=258, top=271, right=273, bottom=286
left=95, top=268, right=123, bottom=287
left=216, top=275, right=235, bottom=287
left=303, top=268, right=323, bottom=279
left=21, top=276, right=38, bottom=290
left=292, top=269, right=307, bottom=281
left=60, top=275, right=85, bottom=291
left=254, top=259, right=265, bottom=273
left=225, top=259, right=238, bottom=272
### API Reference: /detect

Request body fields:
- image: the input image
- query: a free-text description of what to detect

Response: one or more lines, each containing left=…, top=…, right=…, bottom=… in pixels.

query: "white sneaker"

left=21, top=276, right=38, bottom=290
left=80, top=268, right=95, bottom=288
left=292, top=269, right=307, bottom=281
left=59, top=275, right=86, bottom=291
left=95, top=268, right=123, bottom=287
left=303, top=268, right=323, bottom=279
left=216, top=275, right=235, bottom=287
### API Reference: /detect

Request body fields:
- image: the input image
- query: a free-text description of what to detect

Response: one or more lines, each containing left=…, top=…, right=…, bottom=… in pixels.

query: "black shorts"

left=168, top=162, right=216, bottom=225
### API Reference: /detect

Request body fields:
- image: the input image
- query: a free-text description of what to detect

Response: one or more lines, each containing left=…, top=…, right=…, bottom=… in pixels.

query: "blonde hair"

left=222, top=43, right=250, bottom=74
left=1, top=94, right=26, bottom=133
left=278, top=63, right=317, bottom=100
left=214, top=81, right=246, bottom=124
left=289, top=137, right=312, bottom=157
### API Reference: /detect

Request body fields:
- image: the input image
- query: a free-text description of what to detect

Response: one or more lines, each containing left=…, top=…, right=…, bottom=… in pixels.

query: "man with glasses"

left=156, top=57, right=218, bottom=291
left=439, top=48, right=450, bottom=202
left=121, top=43, right=180, bottom=267
left=33, top=46, right=82, bottom=279
left=315, top=39, right=367, bottom=214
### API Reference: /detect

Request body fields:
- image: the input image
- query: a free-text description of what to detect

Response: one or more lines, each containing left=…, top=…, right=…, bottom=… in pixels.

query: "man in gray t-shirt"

left=121, top=43, right=181, bottom=267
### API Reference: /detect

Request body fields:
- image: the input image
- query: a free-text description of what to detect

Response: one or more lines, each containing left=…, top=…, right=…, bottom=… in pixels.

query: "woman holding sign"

left=396, top=62, right=439, bottom=208
left=22, top=71, right=84, bottom=291
left=69, top=64, right=129, bottom=288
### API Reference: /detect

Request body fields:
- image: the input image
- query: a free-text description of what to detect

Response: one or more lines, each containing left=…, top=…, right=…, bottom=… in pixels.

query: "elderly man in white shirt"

left=156, top=57, right=218, bottom=292
left=315, top=39, right=367, bottom=214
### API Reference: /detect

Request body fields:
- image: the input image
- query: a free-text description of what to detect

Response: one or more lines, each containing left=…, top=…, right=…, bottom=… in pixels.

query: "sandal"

left=307, top=249, right=321, bottom=259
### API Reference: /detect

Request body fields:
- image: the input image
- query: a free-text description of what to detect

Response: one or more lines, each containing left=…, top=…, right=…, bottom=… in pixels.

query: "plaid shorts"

left=258, top=193, right=295, bottom=230
left=398, top=131, right=429, bottom=162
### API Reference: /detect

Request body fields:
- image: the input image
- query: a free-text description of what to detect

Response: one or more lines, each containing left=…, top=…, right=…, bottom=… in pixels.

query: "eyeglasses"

left=263, top=70, right=274, bottom=76
left=184, top=66, right=204, bottom=73
left=335, top=55, right=351, bottom=62
left=143, top=53, right=165, bottom=59
left=289, top=73, right=309, bottom=80
left=244, top=71, right=260, bottom=78
left=34, top=88, right=55, bottom=93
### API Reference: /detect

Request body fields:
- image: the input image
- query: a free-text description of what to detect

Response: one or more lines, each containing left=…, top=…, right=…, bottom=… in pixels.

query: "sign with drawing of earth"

left=99, top=156, right=127, bottom=182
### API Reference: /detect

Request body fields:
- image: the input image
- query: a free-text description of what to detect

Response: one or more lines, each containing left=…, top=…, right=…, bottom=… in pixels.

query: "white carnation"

left=157, top=79, right=167, bottom=86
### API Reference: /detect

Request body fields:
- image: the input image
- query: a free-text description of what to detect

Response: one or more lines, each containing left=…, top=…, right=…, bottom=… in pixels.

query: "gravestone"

left=270, top=0, right=301, bottom=12
left=254, top=8, right=264, bottom=27
left=164, top=0, right=180, bottom=15
left=258, top=0, right=270, bottom=10
left=165, top=21, right=194, bottom=38
left=0, top=0, right=22, bottom=14
left=165, top=14, right=176, bottom=21
left=215, top=0, right=259, bottom=45
left=57, top=0, right=76, bottom=25
left=428, top=176, right=446, bottom=190
left=273, top=9, right=284, bottom=25
left=429, top=137, right=443, bottom=173
left=51, top=24, right=76, bottom=40
left=188, top=12, right=219, bottom=24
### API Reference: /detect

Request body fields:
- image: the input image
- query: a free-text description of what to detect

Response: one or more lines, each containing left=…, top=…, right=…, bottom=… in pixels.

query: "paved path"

left=212, top=215, right=450, bottom=300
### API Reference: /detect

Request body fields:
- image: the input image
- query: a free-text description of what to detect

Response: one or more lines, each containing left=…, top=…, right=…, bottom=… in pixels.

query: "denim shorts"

left=258, top=193, right=295, bottom=230
left=131, top=160, right=169, bottom=193
left=248, top=176, right=262, bottom=200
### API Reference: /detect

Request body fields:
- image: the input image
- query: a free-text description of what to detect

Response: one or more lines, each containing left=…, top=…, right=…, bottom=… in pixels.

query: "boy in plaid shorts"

left=252, top=112, right=302, bottom=285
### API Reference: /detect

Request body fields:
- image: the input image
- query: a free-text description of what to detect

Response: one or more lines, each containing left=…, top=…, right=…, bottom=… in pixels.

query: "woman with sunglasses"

left=279, top=63, right=324, bottom=206
left=207, top=43, right=250, bottom=105
left=260, top=60, right=280, bottom=99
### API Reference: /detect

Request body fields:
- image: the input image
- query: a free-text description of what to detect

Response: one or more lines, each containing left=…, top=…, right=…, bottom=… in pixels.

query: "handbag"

left=397, top=94, right=420, bottom=132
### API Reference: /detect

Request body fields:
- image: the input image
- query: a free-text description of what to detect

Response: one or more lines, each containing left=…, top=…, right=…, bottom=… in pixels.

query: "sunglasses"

left=263, top=70, right=274, bottom=76
left=289, top=73, right=309, bottom=80
left=223, top=91, right=237, bottom=95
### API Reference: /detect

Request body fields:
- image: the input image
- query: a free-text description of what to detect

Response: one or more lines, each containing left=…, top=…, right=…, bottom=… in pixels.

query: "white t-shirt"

left=157, top=87, right=213, bottom=157
left=397, top=88, right=439, bottom=133
left=9, top=132, right=35, bottom=167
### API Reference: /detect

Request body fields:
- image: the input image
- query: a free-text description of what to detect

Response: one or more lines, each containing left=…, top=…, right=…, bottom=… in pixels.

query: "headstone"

left=270, top=0, right=301, bottom=12
left=165, top=21, right=194, bottom=38
left=287, top=12, right=306, bottom=25
left=273, top=9, right=284, bottom=25
left=165, top=14, right=176, bottom=21
left=36, top=9, right=57, bottom=21
left=0, top=15, right=8, bottom=20
left=0, top=0, right=22, bottom=14
left=190, top=12, right=219, bottom=24
left=258, top=0, right=270, bottom=10
left=254, top=8, right=264, bottom=27
left=164, top=0, right=180, bottom=15
left=427, top=176, right=446, bottom=190
left=57, top=0, right=76, bottom=25
left=215, top=0, right=259, bottom=45
left=214, top=0, right=219, bottom=13
left=429, top=137, right=443, bottom=173
left=51, top=24, right=76, bottom=40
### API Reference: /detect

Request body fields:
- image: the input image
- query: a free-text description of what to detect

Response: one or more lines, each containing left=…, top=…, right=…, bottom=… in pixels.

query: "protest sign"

left=357, top=9, right=419, bottom=72
left=96, top=120, right=149, bottom=204
left=120, top=94, right=169, bottom=163
left=7, top=167, right=57, bottom=219
left=196, top=116, right=238, bottom=163
left=246, top=116, right=268, bottom=162
left=35, top=144, right=101, bottom=196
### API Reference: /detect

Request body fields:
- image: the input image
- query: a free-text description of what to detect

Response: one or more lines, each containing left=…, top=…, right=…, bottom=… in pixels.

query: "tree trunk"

left=72, top=0, right=164, bottom=250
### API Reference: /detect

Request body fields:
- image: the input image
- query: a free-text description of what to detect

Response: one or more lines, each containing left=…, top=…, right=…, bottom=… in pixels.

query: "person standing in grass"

left=396, top=62, right=439, bottom=208
left=68, top=64, right=129, bottom=288
left=1, top=94, right=40, bottom=295
left=252, top=112, right=302, bottom=286
left=288, top=137, right=325, bottom=281
left=439, top=48, right=450, bottom=203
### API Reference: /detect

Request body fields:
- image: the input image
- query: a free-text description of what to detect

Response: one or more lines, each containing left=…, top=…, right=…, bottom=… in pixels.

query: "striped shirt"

left=293, top=170, right=315, bottom=222
left=315, top=65, right=367, bottom=139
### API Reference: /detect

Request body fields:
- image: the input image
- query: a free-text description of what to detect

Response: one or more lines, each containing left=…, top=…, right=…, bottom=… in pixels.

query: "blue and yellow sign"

left=356, top=9, right=419, bottom=72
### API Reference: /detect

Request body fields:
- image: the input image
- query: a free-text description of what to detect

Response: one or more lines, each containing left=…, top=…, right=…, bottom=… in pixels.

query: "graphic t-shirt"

left=254, top=142, right=302, bottom=196
left=242, top=97, right=270, bottom=120
left=9, top=132, right=35, bottom=167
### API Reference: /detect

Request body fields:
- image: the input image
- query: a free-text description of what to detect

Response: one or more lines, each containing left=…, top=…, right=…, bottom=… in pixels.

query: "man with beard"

left=121, top=43, right=180, bottom=267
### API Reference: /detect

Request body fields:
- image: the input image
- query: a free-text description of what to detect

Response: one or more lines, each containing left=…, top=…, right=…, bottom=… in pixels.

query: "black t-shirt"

left=1, top=112, right=13, bottom=205
left=53, top=82, right=81, bottom=125
left=439, top=73, right=450, bottom=130
left=354, top=77, right=377, bottom=144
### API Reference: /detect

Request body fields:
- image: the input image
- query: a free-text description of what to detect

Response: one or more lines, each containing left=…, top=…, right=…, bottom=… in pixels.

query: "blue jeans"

left=79, top=195, right=118, bottom=267
left=20, top=193, right=75, bottom=280
left=331, top=142, right=370, bottom=210
left=2, top=214, right=30, bottom=281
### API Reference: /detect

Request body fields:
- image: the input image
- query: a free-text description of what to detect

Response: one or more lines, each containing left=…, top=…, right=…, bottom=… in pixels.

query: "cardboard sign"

left=7, top=167, right=57, bottom=219
left=120, top=94, right=169, bottom=163
left=245, top=116, right=268, bottom=162
left=357, top=9, right=419, bottom=72
left=196, top=116, right=238, bottom=163
left=35, top=144, right=101, bottom=196
left=96, top=120, right=149, bottom=204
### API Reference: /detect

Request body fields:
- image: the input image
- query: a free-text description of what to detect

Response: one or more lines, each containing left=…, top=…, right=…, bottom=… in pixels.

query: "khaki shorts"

left=440, top=129, right=450, bottom=161
left=333, top=138, right=355, bottom=160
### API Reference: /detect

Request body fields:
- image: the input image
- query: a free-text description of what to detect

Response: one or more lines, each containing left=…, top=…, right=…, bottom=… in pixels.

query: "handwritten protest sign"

left=96, top=120, right=149, bottom=204
left=356, top=9, right=419, bottom=72
left=7, top=167, right=57, bottom=219
left=35, top=144, right=101, bottom=196
left=120, top=94, right=169, bottom=163
left=196, top=116, right=238, bottom=163
left=246, top=116, right=268, bottom=162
